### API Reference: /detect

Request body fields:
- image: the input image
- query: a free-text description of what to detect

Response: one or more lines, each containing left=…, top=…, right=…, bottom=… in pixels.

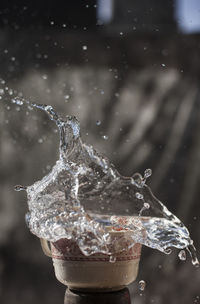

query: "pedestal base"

left=64, top=288, right=131, bottom=304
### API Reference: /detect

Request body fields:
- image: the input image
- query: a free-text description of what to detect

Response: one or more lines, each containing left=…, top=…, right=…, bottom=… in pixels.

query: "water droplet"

left=139, top=202, right=150, bottom=216
left=46, top=165, right=51, bottom=170
left=164, top=248, right=172, bottom=255
left=0, top=89, right=4, bottom=95
left=109, top=256, right=116, bottom=263
left=82, top=45, right=87, bottom=51
left=96, top=120, right=101, bottom=126
left=161, top=63, right=166, bottom=67
left=14, top=185, right=27, bottom=191
left=136, top=192, right=144, bottom=200
left=12, top=98, right=24, bottom=105
left=144, top=168, right=152, bottom=179
left=64, top=95, right=70, bottom=101
left=139, top=280, right=146, bottom=291
left=133, top=174, right=144, bottom=188
left=8, top=89, right=13, bottom=95
left=25, top=213, right=31, bottom=227
left=42, top=74, right=48, bottom=80
left=144, top=203, right=150, bottom=209
left=192, top=257, right=200, bottom=268
left=38, top=138, right=43, bottom=144
left=102, top=135, right=108, bottom=140
left=178, top=250, right=186, bottom=261
left=186, top=245, right=200, bottom=267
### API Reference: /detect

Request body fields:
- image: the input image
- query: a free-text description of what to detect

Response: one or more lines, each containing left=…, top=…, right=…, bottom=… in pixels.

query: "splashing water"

left=11, top=98, right=198, bottom=265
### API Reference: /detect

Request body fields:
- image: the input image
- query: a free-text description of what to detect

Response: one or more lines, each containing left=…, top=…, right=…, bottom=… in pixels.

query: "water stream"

left=10, top=97, right=199, bottom=265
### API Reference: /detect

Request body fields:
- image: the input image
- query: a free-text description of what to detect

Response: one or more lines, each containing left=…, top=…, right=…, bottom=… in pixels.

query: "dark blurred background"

left=0, top=0, right=200, bottom=303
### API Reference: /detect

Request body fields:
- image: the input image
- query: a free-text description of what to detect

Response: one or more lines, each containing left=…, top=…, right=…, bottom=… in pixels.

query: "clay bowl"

left=41, top=229, right=142, bottom=292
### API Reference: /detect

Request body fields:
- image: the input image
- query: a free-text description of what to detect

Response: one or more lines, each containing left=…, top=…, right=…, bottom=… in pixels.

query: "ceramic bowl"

left=41, top=229, right=141, bottom=291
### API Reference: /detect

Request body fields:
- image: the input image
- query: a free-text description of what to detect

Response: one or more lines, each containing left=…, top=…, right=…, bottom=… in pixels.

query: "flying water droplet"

left=133, top=174, right=145, bottom=188
left=186, top=245, right=200, bottom=267
left=178, top=250, right=186, bottom=261
left=12, top=98, right=24, bottom=106
left=136, top=192, right=144, bottom=200
left=38, top=138, right=43, bottom=144
left=14, top=185, right=27, bottom=192
left=139, top=280, right=146, bottom=291
left=144, top=168, right=152, bottom=179
left=25, top=213, right=31, bottom=227
left=8, top=89, right=13, bottom=95
left=192, top=258, right=200, bottom=268
left=164, top=248, right=172, bottom=255
left=64, top=95, right=70, bottom=101
left=96, top=120, right=101, bottom=126
left=139, top=203, right=150, bottom=216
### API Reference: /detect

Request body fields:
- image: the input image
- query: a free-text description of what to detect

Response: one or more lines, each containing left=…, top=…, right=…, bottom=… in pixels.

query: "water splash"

left=11, top=99, right=199, bottom=264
